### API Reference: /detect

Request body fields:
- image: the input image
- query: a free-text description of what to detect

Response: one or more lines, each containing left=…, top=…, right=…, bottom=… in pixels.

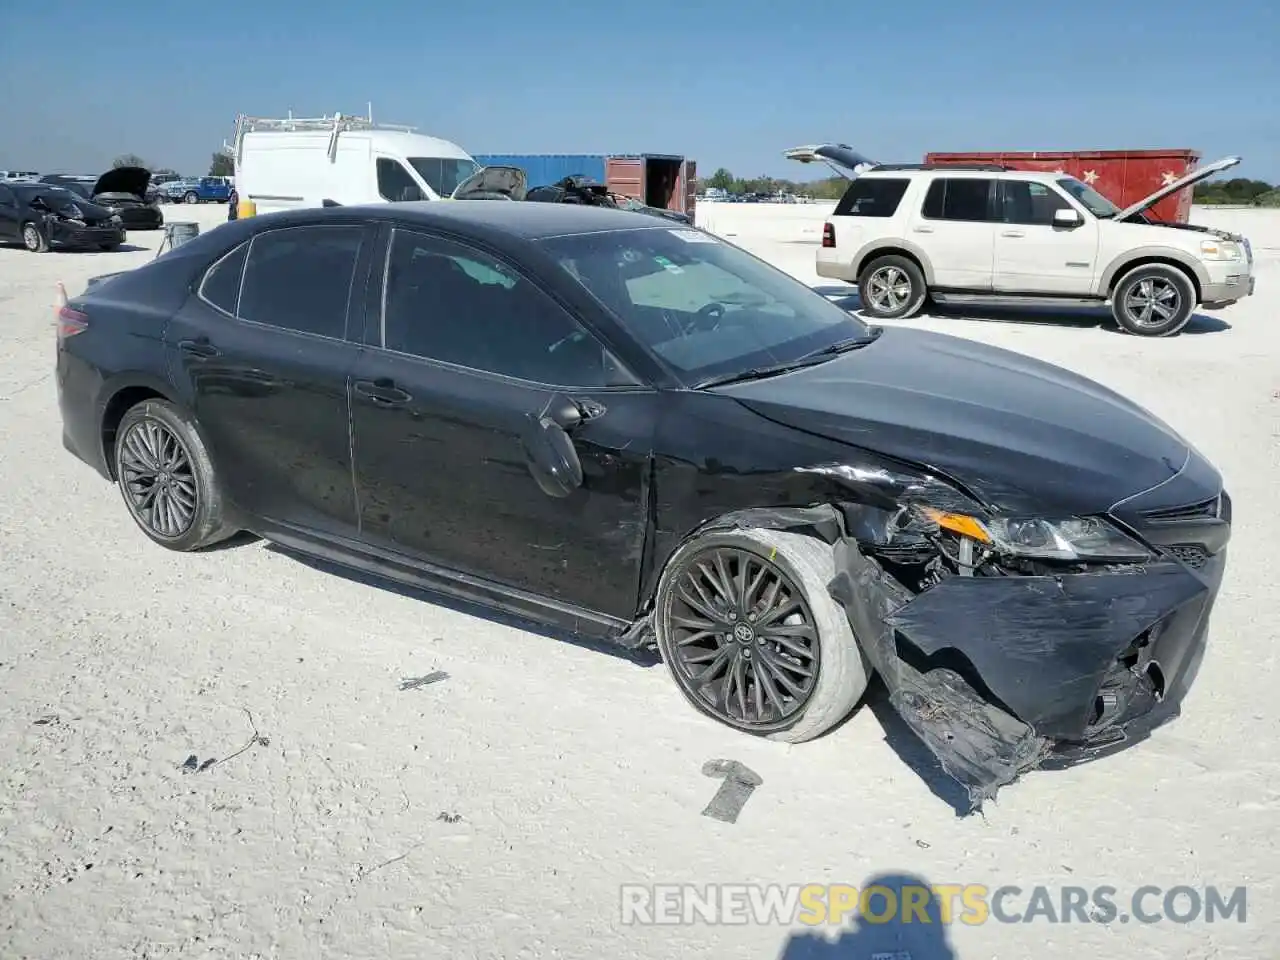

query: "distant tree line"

left=701, top=165, right=1280, bottom=207
left=110, top=152, right=234, bottom=178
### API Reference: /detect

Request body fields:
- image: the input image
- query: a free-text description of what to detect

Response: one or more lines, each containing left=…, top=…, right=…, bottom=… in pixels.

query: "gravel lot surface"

left=1, top=202, right=1276, bottom=959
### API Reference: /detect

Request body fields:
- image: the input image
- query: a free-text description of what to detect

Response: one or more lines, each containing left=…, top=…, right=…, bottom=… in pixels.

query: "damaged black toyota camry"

left=55, top=202, right=1230, bottom=808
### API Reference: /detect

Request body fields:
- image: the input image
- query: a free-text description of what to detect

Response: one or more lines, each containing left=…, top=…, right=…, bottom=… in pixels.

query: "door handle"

left=1001, top=230, right=1026, bottom=238
left=354, top=379, right=412, bottom=406
left=912, top=226, right=934, bottom=233
left=178, top=338, right=220, bottom=358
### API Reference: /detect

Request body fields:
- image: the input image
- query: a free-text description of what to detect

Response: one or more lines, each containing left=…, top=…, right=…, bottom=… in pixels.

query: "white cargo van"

left=230, top=112, right=526, bottom=214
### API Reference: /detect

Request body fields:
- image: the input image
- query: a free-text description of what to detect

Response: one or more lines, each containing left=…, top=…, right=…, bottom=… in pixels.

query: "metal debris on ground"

left=400, top=671, right=449, bottom=691
left=700, top=759, right=763, bottom=824
left=436, top=812, right=463, bottom=824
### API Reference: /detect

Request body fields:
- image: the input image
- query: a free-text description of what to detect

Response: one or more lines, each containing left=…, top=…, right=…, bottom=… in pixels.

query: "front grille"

left=1140, top=496, right=1219, bottom=523
left=1167, top=544, right=1210, bottom=569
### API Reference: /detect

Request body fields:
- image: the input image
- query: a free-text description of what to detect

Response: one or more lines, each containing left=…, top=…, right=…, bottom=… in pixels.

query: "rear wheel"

left=21, top=222, right=49, bottom=252
left=654, top=528, right=870, bottom=743
left=858, top=254, right=927, bottom=319
left=113, top=399, right=237, bottom=551
left=1111, top=264, right=1195, bottom=336
left=184, top=192, right=199, bottom=204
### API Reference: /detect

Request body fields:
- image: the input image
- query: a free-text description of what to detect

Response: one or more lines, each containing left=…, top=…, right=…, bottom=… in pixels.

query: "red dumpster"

left=923, top=149, right=1202, bottom=223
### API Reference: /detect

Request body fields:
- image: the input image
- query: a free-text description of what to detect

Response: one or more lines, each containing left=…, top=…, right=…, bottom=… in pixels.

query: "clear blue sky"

left=2, top=0, right=1276, bottom=182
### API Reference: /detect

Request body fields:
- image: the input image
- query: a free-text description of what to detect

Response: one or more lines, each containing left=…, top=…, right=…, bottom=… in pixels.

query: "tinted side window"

left=199, top=242, right=249, bottom=315
left=833, top=178, right=910, bottom=217
left=0, top=186, right=15, bottom=207
left=381, top=229, right=633, bottom=387
left=1001, top=180, right=1073, bottom=226
left=238, top=225, right=363, bottom=339
left=377, top=159, right=424, bottom=202
left=921, top=178, right=995, bottom=222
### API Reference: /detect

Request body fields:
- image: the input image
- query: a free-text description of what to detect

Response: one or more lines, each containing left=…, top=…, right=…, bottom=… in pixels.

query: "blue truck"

left=159, top=177, right=232, bottom=204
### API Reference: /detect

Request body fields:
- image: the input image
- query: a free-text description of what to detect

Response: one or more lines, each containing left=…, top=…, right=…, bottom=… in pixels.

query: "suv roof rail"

left=870, top=162, right=1012, bottom=172
left=230, top=111, right=418, bottom=164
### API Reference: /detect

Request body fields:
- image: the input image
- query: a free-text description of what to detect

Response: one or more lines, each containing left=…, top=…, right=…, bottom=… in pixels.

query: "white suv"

left=788, top=146, right=1255, bottom=337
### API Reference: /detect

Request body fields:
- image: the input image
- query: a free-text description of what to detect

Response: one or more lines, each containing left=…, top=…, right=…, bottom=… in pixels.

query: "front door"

left=349, top=226, right=657, bottom=619
left=166, top=220, right=376, bottom=536
left=993, top=179, right=1100, bottom=294
left=908, top=176, right=998, bottom=290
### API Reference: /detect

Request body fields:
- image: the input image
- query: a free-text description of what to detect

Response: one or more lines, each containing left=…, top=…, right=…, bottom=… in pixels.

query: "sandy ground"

left=1, top=201, right=1277, bottom=959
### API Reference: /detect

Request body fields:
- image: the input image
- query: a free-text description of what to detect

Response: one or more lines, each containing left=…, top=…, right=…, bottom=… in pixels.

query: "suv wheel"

left=1111, top=264, right=1195, bottom=336
left=858, top=254, right=927, bottom=319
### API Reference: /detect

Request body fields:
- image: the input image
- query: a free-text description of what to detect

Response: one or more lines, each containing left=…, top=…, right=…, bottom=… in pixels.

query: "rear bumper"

left=57, top=347, right=113, bottom=481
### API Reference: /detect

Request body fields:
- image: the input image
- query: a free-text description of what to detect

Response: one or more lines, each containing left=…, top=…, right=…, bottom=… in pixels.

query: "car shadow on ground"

left=261, top=542, right=662, bottom=667
left=775, top=872, right=960, bottom=959
left=809, top=285, right=1232, bottom=335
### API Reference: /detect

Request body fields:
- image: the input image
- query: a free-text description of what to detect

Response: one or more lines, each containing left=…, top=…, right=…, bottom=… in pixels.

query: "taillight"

left=57, top=304, right=89, bottom=339
left=821, top=222, right=836, bottom=248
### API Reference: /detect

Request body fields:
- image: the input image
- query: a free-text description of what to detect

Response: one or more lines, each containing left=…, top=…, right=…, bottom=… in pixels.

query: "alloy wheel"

left=666, top=548, right=820, bottom=730
left=118, top=418, right=198, bottom=539
left=1123, top=276, right=1181, bottom=328
left=866, top=265, right=912, bottom=313
left=22, top=225, right=40, bottom=251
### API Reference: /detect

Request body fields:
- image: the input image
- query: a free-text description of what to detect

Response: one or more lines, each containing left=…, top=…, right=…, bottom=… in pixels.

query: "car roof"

left=862, top=168, right=1072, bottom=181
left=258, top=201, right=677, bottom=240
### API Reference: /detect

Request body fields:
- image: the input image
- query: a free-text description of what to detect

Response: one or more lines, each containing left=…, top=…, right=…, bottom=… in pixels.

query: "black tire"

left=21, top=222, right=49, bottom=253
left=857, top=253, right=927, bottom=319
left=184, top=192, right=199, bottom=204
left=1111, top=264, right=1195, bottom=336
left=654, top=527, right=870, bottom=743
left=113, top=399, right=237, bottom=551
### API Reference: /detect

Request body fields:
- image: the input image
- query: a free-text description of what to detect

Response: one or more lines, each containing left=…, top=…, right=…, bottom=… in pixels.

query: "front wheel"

left=857, top=254, right=927, bottom=319
left=1111, top=264, right=1195, bottom=336
left=21, top=222, right=49, bottom=252
left=654, top=527, right=870, bottom=743
left=184, top=192, right=199, bottom=204
left=113, top=399, right=237, bottom=551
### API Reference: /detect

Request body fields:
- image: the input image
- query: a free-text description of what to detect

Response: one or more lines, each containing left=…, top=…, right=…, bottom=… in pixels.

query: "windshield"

left=539, top=227, right=870, bottom=384
left=1057, top=177, right=1121, bottom=218
left=406, top=157, right=482, bottom=197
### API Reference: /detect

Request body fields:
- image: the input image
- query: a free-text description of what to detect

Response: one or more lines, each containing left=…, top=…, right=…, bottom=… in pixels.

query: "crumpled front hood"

left=37, top=194, right=116, bottom=221
left=715, top=327, right=1191, bottom=516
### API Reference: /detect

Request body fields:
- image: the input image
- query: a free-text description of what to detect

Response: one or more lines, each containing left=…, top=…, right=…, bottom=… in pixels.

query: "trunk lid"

left=450, top=165, right=528, bottom=201
left=92, top=165, right=152, bottom=199
left=783, top=144, right=879, bottom=179
left=1115, top=155, right=1241, bottom=221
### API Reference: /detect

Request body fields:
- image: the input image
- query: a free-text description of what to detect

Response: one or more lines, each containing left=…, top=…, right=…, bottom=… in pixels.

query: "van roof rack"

left=870, top=162, right=1011, bottom=172
left=229, top=111, right=418, bottom=165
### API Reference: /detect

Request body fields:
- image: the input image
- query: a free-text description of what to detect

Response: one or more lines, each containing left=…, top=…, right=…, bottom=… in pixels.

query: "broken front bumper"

left=48, top=220, right=125, bottom=248
left=832, top=542, right=1225, bottom=810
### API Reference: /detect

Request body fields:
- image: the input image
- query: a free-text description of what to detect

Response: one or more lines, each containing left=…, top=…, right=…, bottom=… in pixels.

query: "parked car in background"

left=0, top=180, right=124, bottom=251
left=788, top=146, right=1255, bottom=336
left=41, top=169, right=164, bottom=230
left=162, top=177, right=233, bottom=205
left=56, top=201, right=1231, bottom=806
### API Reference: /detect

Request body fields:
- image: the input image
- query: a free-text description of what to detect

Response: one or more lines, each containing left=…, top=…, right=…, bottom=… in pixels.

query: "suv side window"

left=198, top=241, right=249, bottom=316
left=833, top=177, right=910, bottom=217
left=381, top=228, right=635, bottom=387
left=921, top=178, right=996, bottom=222
left=377, top=159, right=425, bottom=202
left=238, top=225, right=364, bottom=339
left=0, top=185, right=15, bottom=207
left=1000, top=180, right=1074, bottom=226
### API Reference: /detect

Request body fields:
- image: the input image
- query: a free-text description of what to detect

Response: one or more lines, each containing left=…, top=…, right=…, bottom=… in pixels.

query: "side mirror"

left=1054, top=208, right=1083, bottom=228
left=519, top=412, right=583, bottom=498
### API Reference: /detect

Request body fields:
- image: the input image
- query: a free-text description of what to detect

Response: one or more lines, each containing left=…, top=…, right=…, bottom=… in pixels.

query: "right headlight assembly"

left=916, top=508, right=1153, bottom=562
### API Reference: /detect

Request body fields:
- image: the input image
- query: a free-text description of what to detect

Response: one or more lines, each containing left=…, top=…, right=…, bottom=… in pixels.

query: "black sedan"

left=0, top=181, right=125, bottom=251
left=55, top=202, right=1231, bottom=807
left=43, top=167, right=164, bottom=230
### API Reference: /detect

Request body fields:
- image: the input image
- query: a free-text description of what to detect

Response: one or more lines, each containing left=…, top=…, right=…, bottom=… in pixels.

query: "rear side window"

left=834, top=178, right=910, bottom=217
left=921, top=178, right=995, bottom=222
left=199, top=242, right=248, bottom=315
left=238, top=225, right=363, bottom=339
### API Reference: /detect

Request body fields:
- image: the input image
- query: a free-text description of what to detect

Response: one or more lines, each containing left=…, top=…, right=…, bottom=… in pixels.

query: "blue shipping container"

left=473, top=154, right=607, bottom=187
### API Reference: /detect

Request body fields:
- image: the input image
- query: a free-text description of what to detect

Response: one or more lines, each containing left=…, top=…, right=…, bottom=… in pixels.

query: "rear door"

left=908, top=177, right=998, bottom=290
left=165, top=219, right=377, bottom=537
left=348, top=225, right=658, bottom=619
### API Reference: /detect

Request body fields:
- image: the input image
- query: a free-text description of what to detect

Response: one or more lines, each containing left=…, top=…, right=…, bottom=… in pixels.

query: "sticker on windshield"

left=669, top=229, right=718, bottom=243
left=654, top=255, right=684, bottom=274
